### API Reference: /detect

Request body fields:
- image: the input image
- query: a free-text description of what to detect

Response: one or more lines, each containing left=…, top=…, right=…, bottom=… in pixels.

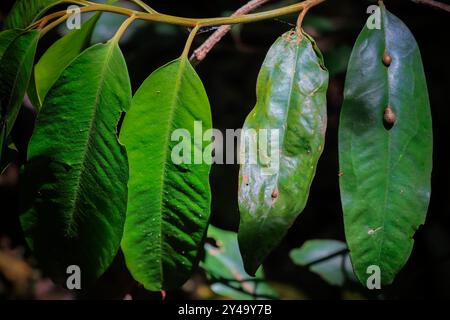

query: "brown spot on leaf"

left=271, top=188, right=279, bottom=199
left=383, top=51, right=392, bottom=67
left=383, top=106, right=396, bottom=129
left=242, top=175, right=249, bottom=186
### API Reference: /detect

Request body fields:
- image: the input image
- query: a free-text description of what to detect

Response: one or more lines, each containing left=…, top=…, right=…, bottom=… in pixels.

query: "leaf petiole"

left=181, top=25, right=201, bottom=59
left=39, top=14, right=70, bottom=37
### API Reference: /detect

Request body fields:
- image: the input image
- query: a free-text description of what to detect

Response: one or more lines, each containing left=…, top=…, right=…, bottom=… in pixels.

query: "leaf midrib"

left=65, top=43, right=116, bottom=236
left=1, top=32, right=37, bottom=131
left=378, top=8, right=394, bottom=268
left=260, top=39, right=301, bottom=228
left=156, top=58, right=188, bottom=287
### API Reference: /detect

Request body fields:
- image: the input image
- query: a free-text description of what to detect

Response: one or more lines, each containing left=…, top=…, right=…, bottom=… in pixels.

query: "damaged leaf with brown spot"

left=339, top=4, right=433, bottom=286
left=237, top=30, right=329, bottom=276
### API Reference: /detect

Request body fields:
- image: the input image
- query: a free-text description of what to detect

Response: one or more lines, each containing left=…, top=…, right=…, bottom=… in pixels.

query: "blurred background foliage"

left=1, top=0, right=449, bottom=299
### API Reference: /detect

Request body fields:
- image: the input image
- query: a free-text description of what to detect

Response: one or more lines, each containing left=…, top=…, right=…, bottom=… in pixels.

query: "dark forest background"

left=0, top=0, right=449, bottom=299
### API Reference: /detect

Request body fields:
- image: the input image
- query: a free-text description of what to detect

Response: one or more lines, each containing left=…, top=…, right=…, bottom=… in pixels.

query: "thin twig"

left=29, top=0, right=325, bottom=48
left=30, top=0, right=322, bottom=29
left=40, top=14, right=69, bottom=36
left=411, top=0, right=450, bottom=12
left=190, top=0, right=271, bottom=64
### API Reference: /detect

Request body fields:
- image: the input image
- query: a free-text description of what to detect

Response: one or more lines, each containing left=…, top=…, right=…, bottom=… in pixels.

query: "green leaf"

left=0, top=29, right=22, bottom=57
left=339, top=5, right=432, bottom=286
left=27, top=70, right=41, bottom=111
left=290, top=239, right=355, bottom=287
left=0, top=30, right=39, bottom=162
left=202, top=225, right=278, bottom=300
left=20, top=42, right=131, bottom=285
left=0, top=29, right=21, bottom=165
left=31, top=13, right=102, bottom=109
left=5, top=0, right=61, bottom=30
left=120, top=57, right=212, bottom=291
left=238, top=30, right=329, bottom=276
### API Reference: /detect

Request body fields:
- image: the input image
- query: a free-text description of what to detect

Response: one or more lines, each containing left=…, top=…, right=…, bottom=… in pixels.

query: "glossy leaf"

left=0, top=29, right=22, bottom=56
left=5, top=0, right=61, bottom=30
left=202, top=225, right=278, bottom=300
left=120, top=57, right=212, bottom=291
left=31, top=13, right=102, bottom=109
left=0, top=30, right=39, bottom=162
left=290, top=239, right=356, bottom=286
left=20, top=42, right=131, bottom=285
left=339, top=5, right=433, bottom=285
left=0, top=29, right=21, bottom=166
left=238, top=30, right=329, bottom=275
